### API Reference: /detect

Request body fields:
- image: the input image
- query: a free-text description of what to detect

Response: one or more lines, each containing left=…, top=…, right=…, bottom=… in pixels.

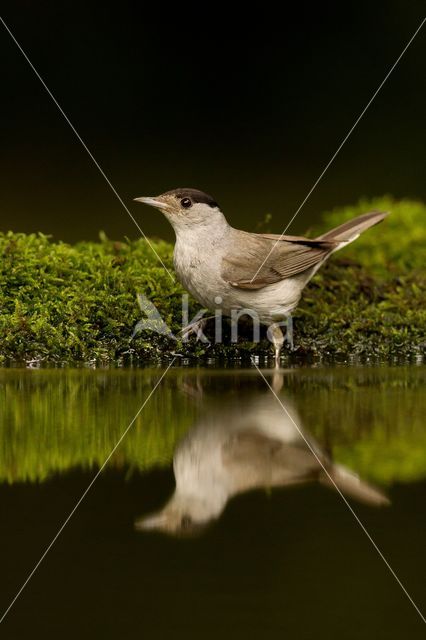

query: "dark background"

left=1, top=469, right=425, bottom=639
left=0, top=1, right=425, bottom=242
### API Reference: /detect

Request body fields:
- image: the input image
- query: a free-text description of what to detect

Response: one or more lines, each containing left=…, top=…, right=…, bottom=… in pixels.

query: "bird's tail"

left=316, top=211, right=388, bottom=244
left=320, top=463, right=390, bottom=507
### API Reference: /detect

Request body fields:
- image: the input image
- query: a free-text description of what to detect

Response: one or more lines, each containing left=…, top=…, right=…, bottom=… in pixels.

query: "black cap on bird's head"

left=133, top=188, right=224, bottom=230
left=160, top=188, right=219, bottom=209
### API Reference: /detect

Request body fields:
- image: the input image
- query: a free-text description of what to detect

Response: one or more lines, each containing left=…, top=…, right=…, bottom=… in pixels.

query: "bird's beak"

left=133, top=196, right=170, bottom=211
left=134, top=512, right=167, bottom=531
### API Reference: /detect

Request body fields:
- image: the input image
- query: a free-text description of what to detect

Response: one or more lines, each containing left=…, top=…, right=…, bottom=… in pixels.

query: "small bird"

left=135, top=376, right=389, bottom=536
left=135, top=189, right=387, bottom=362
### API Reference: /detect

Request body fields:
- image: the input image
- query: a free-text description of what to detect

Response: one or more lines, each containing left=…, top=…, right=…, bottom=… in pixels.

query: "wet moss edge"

left=0, top=196, right=425, bottom=364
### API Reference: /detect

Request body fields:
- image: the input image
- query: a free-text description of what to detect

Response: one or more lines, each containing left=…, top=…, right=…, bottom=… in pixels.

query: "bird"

left=134, top=188, right=387, bottom=363
left=135, top=373, right=389, bottom=536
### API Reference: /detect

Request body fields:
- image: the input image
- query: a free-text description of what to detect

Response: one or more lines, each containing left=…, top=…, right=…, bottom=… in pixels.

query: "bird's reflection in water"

left=135, top=372, right=389, bottom=536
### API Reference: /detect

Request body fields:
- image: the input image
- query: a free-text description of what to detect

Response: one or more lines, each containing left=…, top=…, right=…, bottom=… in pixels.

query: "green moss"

left=0, top=197, right=425, bottom=363
left=295, top=197, right=426, bottom=359
left=0, top=232, right=185, bottom=362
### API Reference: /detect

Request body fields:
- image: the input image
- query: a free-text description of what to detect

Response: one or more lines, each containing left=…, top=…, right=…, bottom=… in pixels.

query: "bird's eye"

left=181, top=515, right=192, bottom=529
left=180, top=197, right=192, bottom=209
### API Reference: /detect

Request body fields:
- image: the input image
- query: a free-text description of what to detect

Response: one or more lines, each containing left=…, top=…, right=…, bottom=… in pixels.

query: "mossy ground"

left=0, top=197, right=425, bottom=364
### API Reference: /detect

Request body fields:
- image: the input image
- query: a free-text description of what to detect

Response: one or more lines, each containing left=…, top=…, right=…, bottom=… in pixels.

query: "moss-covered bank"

left=0, top=197, right=425, bottom=363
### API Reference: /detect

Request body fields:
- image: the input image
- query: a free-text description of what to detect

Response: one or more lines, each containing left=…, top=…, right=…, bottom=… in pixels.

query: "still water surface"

left=0, top=366, right=425, bottom=638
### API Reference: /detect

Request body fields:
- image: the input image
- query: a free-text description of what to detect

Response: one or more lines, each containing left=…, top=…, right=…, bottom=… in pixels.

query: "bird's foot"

left=285, top=315, right=294, bottom=351
left=274, top=347, right=282, bottom=369
left=179, top=317, right=211, bottom=343
left=268, top=316, right=294, bottom=367
left=267, top=323, right=285, bottom=368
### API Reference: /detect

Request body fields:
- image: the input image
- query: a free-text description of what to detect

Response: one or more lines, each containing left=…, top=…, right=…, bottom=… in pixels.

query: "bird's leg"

left=285, top=314, right=294, bottom=351
left=271, top=370, right=284, bottom=393
left=270, top=324, right=284, bottom=368
left=180, top=318, right=206, bottom=341
left=179, top=316, right=213, bottom=343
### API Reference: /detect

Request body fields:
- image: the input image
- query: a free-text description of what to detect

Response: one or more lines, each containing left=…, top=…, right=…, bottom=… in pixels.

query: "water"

left=1, top=365, right=425, bottom=638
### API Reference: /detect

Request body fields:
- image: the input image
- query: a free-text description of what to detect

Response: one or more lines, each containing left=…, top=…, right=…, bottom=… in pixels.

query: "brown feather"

left=222, top=230, right=335, bottom=289
left=316, top=211, right=388, bottom=241
left=221, top=211, right=387, bottom=290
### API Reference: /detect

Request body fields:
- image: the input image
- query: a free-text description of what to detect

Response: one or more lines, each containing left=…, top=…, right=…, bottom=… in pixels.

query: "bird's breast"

left=173, top=239, right=226, bottom=309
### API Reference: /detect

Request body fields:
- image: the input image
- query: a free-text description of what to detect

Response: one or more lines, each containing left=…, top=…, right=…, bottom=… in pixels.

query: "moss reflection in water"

left=1, top=369, right=197, bottom=483
left=0, top=367, right=425, bottom=486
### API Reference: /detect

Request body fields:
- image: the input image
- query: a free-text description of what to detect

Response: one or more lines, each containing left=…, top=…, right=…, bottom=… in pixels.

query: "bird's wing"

left=222, top=429, right=322, bottom=493
left=222, top=429, right=390, bottom=505
left=221, top=231, right=336, bottom=290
